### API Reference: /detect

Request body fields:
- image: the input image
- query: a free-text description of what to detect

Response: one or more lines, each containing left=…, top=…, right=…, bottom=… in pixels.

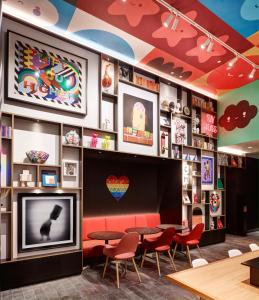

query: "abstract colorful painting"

left=7, top=31, right=87, bottom=115
left=123, top=93, right=153, bottom=146
left=201, top=155, right=214, bottom=190
left=106, top=175, right=129, bottom=202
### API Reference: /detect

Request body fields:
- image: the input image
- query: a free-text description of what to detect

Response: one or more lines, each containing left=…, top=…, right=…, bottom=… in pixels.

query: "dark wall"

left=226, top=157, right=259, bottom=235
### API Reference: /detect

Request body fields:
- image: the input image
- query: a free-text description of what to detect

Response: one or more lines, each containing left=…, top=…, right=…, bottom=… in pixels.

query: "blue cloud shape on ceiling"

left=73, top=29, right=135, bottom=59
left=241, top=0, right=259, bottom=20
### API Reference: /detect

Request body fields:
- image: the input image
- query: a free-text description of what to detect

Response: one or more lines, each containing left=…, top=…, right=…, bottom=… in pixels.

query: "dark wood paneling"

left=0, top=251, right=82, bottom=291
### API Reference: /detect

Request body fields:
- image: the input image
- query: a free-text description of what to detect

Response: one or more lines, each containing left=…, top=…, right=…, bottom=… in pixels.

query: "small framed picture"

left=42, top=174, right=58, bottom=187
left=63, top=160, right=78, bottom=177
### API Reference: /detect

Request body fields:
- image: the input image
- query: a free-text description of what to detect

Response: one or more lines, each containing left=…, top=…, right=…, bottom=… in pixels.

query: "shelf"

left=192, top=132, right=218, bottom=140
left=84, top=127, right=118, bottom=135
left=192, top=175, right=201, bottom=177
left=62, top=144, right=82, bottom=149
left=119, top=78, right=159, bottom=94
left=0, top=211, right=12, bottom=214
left=182, top=159, right=201, bottom=164
left=171, top=113, right=192, bottom=120
left=13, top=162, right=61, bottom=167
left=160, top=109, right=171, bottom=114
left=0, top=186, right=12, bottom=189
left=102, top=91, right=118, bottom=99
left=160, top=124, right=171, bottom=129
left=13, top=186, right=82, bottom=190
left=1, top=136, right=12, bottom=140
left=183, top=189, right=192, bottom=191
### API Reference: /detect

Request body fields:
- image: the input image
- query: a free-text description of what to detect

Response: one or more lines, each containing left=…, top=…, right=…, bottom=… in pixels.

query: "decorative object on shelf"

left=217, top=218, right=223, bottom=229
left=192, top=116, right=200, bottom=134
left=230, top=155, right=238, bottom=167
left=203, top=142, right=208, bottom=150
left=123, top=93, right=153, bottom=146
left=119, top=64, right=130, bottom=81
left=102, top=135, right=111, bottom=150
left=106, top=175, right=129, bottom=202
left=183, top=106, right=191, bottom=116
left=175, top=100, right=181, bottom=114
left=192, top=206, right=203, bottom=228
left=160, top=131, right=168, bottom=154
left=1, top=125, right=12, bottom=138
left=185, top=153, right=190, bottom=160
left=0, top=188, right=10, bottom=212
left=201, top=112, right=217, bottom=138
left=169, top=101, right=175, bottom=113
left=1, top=147, right=9, bottom=187
left=26, top=150, right=49, bottom=164
left=7, top=32, right=87, bottom=115
left=218, top=153, right=228, bottom=166
left=102, top=118, right=111, bottom=131
left=19, top=170, right=32, bottom=187
left=210, top=219, right=215, bottom=230
left=183, top=193, right=191, bottom=204
left=90, top=133, right=98, bottom=148
left=217, top=178, right=224, bottom=189
left=161, top=100, right=169, bottom=111
left=192, top=96, right=214, bottom=113
left=18, top=193, right=77, bottom=252
left=63, top=160, right=78, bottom=177
left=172, top=117, right=187, bottom=145
left=209, top=191, right=222, bottom=216
left=201, top=155, right=214, bottom=190
left=133, top=73, right=159, bottom=92
left=101, top=59, right=114, bottom=94
left=193, top=155, right=198, bottom=162
left=208, top=142, right=214, bottom=150
left=193, top=193, right=198, bottom=204
left=160, top=116, right=170, bottom=126
left=42, top=172, right=58, bottom=187
left=65, top=130, right=80, bottom=146
left=173, top=145, right=180, bottom=159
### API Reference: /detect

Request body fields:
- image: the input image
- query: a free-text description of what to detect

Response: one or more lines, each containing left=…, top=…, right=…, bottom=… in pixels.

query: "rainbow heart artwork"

left=106, top=175, right=129, bottom=202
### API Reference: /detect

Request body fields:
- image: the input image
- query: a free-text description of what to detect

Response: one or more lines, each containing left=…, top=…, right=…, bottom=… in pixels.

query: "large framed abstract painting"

left=201, top=156, right=214, bottom=190
left=7, top=31, right=87, bottom=115
left=18, top=193, right=76, bottom=252
left=123, top=93, right=153, bottom=146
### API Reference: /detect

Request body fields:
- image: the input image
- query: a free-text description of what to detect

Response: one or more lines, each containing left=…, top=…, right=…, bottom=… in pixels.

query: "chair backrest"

left=192, top=258, right=208, bottom=268
left=156, top=227, right=176, bottom=246
left=114, top=232, right=139, bottom=256
left=249, top=243, right=259, bottom=252
left=188, top=223, right=204, bottom=241
left=228, top=249, right=242, bottom=258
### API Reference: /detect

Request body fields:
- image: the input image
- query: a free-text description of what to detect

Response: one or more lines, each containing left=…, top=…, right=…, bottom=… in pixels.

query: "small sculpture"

left=19, top=170, right=32, bottom=187
left=161, top=131, right=168, bottom=154
left=102, top=63, right=112, bottom=90
left=102, top=118, right=111, bottom=130
left=161, top=100, right=169, bottom=111
left=26, top=150, right=49, bottom=164
left=102, top=135, right=111, bottom=150
left=90, top=133, right=98, bottom=148
left=65, top=130, right=80, bottom=145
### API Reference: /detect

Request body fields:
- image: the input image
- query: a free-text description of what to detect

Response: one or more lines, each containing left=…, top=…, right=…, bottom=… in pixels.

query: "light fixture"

left=163, top=13, right=174, bottom=28
left=171, top=14, right=179, bottom=31
left=249, top=66, right=256, bottom=79
left=248, top=146, right=253, bottom=149
left=200, top=37, right=210, bottom=50
left=206, top=39, right=214, bottom=53
left=228, top=55, right=238, bottom=68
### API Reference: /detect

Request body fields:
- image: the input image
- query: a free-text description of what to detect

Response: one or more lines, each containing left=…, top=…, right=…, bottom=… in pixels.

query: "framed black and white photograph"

left=63, top=160, right=78, bottom=177
left=18, top=193, right=76, bottom=252
left=7, top=31, right=87, bottom=115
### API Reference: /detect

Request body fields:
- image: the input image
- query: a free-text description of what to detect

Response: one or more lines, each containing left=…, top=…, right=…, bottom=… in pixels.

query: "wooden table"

left=125, top=227, right=161, bottom=243
left=157, top=224, right=187, bottom=232
left=166, top=250, right=259, bottom=300
left=87, top=231, right=125, bottom=244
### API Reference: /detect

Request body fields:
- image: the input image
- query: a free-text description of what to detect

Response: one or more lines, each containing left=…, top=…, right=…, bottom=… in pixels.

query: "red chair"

left=140, top=227, right=176, bottom=276
left=172, top=223, right=204, bottom=267
left=102, top=232, right=141, bottom=288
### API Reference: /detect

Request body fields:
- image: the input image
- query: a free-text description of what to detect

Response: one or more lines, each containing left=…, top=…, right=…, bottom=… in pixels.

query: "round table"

left=87, top=231, right=125, bottom=244
left=157, top=224, right=187, bottom=232
left=125, top=227, right=161, bottom=243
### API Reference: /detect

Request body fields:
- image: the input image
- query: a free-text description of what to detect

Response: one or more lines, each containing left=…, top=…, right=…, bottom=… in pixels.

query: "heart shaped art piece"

left=106, top=175, right=129, bottom=201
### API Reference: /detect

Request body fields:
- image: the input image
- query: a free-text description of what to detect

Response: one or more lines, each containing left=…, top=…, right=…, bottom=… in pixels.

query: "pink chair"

left=140, top=227, right=176, bottom=276
left=102, top=232, right=141, bottom=288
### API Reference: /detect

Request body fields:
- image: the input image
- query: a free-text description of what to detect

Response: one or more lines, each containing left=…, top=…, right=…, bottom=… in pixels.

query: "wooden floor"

left=1, top=234, right=259, bottom=300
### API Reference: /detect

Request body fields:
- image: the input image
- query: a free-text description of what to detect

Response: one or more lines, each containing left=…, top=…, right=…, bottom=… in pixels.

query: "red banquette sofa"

left=83, top=213, right=161, bottom=258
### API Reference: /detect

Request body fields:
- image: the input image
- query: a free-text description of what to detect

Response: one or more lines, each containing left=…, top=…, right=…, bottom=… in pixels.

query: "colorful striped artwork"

left=106, top=175, right=129, bottom=202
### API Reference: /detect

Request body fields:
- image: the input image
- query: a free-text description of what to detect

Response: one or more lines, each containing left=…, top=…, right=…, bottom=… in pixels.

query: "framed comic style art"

left=7, top=31, right=87, bottom=115
left=201, top=155, right=214, bottom=190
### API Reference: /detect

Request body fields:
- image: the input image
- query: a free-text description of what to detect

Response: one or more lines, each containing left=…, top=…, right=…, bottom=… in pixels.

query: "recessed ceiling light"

left=238, top=74, right=244, bottom=78
left=217, top=60, right=222, bottom=64
left=163, top=13, right=174, bottom=28
left=248, top=146, right=253, bottom=149
left=228, top=55, right=238, bottom=68
left=200, top=37, right=210, bottom=50
left=249, top=67, right=256, bottom=79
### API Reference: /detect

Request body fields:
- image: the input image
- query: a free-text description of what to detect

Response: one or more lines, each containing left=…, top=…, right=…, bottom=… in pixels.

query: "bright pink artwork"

left=106, top=175, right=130, bottom=201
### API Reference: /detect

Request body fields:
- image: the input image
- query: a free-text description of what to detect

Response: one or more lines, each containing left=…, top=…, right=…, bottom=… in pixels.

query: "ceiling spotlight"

left=248, top=146, right=253, bottom=149
left=171, top=14, right=179, bottom=31
left=163, top=13, right=174, bottom=28
left=249, top=66, right=256, bottom=79
left=228, top=55, right=238, bottom=67
left=206, top=39, right=214, bottom=52
left=200, top=37, right=210, bottom=50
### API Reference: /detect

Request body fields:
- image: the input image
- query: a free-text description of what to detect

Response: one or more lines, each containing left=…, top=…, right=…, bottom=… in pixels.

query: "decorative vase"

left=65, top=130, right=80, bottom=145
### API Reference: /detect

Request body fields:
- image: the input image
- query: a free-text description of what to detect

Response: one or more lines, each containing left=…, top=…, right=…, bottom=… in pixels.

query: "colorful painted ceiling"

left=2, top=0, right=259, bottom=98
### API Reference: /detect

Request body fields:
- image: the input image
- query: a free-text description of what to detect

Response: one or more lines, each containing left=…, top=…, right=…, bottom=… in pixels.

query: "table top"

left=125, top=227, right=161, bottom=235
left=157, top=224, right=187, bottom=231
left=87, top=231, right=125, bottom=241
left=242, top=257, right=259, bottom=269
left=166, top=250, right=259, bottom=300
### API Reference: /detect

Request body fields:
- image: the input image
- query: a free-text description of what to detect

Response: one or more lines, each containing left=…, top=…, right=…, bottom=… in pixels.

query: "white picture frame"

left=63, top=160, right=78, bottom=177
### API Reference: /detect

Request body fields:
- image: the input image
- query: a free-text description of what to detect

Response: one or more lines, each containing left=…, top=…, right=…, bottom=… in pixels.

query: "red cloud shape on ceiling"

left=219, top=100, right=257, bottom=131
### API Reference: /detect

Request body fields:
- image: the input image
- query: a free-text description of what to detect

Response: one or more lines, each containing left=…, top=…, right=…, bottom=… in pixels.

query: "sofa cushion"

left=146, top=213, right=161, bottom=227
left=82, top=217, right=106, bottom=241
left=105, top=215, right=135, bottom=232
left=83, top=240, right=105, bottom=257
left=135, top=214, right=148, bottom=227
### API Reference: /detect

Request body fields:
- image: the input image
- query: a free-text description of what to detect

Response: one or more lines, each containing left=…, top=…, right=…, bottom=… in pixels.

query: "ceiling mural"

left=2, top=0, right=259, bottom=98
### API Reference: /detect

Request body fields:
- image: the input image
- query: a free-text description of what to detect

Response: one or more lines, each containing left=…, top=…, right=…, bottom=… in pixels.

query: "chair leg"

left=197, top=244, right=202, bottom=257
left=168, top=249, right=177, bottom=271
left=155, top=251, right=161, bottom=277
left=115, top=261, right=120, bottom=288
left=186, top=245, right=192, bottom=267
left=172, top=243, right=178, bottom=263
left=132, top=258, right=141, bottom=283
left=140, top=249, right=147, bottom=268
left=102, top=256, right=109, bottom=278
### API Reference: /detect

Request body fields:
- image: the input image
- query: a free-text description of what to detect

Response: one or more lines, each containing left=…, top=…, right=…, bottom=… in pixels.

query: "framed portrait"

left=201, top=155, right=214, bottom=190
left=42, top=173, right=58, bottom=187
left=18, top=193, right=76, bottom=252
left=101, top=59, right=115, bottom=95
left=7, top=31, right=87, bottom=115
left=63, top=160, right=78, bottom=177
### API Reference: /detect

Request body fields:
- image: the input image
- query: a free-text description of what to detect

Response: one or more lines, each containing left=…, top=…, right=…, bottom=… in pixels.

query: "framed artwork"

left=42, top=173, right=58, bottom=187
left=123, top=93, right=153, bottom=146
left=182, top=193, right=191, bottom=204
left=201, top=155, right=214, bottom=190
left=63, top=160, right=78, bottom=177
left=171, top=117, right=187, bottom=145
left=101, top=59, right=115, bottom=94
left=18, top=193, right=76, bottom=252
left=210, top=191, right=222, bottom=217
left=7, top=31, right=87, bottom=115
